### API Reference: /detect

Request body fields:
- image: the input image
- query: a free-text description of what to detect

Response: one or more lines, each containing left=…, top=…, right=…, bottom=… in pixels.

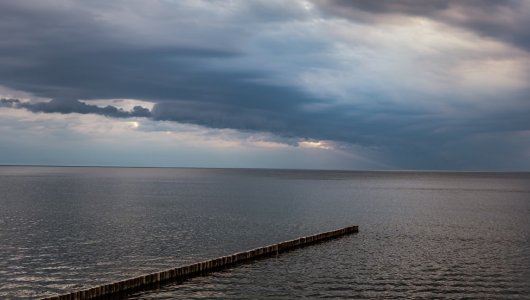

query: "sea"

left=0, top=166, right=529, bottom=299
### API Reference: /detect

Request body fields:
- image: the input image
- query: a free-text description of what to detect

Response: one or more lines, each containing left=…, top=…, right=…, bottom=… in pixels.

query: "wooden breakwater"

left=42, top=225, right=358, bottom=300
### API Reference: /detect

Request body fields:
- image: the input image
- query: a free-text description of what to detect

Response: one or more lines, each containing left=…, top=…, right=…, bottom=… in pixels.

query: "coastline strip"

left=41, top=225, right=358, bottom=300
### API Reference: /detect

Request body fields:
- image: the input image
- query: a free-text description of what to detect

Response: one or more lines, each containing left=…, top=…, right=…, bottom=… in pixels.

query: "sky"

left=1, top=0, right=529, bottom=170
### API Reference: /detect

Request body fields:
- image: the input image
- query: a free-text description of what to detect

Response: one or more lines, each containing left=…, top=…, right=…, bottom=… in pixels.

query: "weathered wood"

left=41, top=225, right=358, bottom=300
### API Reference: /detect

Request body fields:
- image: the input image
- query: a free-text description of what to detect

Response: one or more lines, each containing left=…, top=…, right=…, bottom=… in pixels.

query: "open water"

left=0, top=167, right=529, bottom=299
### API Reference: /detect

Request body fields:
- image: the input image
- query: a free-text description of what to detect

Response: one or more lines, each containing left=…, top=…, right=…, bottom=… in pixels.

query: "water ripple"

left=1, top=167, right=529, bottom=299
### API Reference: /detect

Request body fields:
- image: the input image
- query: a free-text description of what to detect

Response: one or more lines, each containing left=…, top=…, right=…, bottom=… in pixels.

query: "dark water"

left=0, top=167, right=529, bottom=299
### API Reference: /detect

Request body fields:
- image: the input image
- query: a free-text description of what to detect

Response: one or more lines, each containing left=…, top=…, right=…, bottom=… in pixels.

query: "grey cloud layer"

left=0, top=98, right=151, bottom=118
left=316, top=0, right=530, bottom=52
left=1, top=0, right=529, bottom=170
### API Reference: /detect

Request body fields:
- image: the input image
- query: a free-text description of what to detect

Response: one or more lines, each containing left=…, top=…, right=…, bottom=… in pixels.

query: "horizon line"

left=1, top=164, right=529, bottom=174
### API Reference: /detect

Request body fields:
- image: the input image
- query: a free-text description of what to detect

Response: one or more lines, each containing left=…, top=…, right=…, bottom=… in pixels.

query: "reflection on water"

left=0, top=167, right=529, bottom=299
left=131, top=234, right=530, bottom=299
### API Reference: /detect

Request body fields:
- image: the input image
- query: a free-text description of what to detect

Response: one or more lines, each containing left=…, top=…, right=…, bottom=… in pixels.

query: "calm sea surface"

left=0, top=167, right=529, bottom=299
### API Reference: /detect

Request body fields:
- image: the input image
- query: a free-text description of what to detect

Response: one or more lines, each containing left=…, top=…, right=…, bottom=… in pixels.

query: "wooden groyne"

left=42, top=225, right=358, bottom=300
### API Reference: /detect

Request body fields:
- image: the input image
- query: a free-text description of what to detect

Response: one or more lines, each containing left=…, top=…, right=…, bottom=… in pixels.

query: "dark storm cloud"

left=0, top=1, right=341, bottom=139
left=317, top=0, right=508, bottom=15
left=0, top=1, right=529, bottom=170
left=315, top=0, right=530, bottom=52
left=0, top=98, right=151, bottom=118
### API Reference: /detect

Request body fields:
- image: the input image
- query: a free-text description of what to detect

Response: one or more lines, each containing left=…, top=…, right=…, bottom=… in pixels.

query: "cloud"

left=0, top=0, right=529, bottom=170
left=0, top=106, right=385, bottom=169
left=314, top=0, right=530, bottom=52
left=0, top=98, right=151, bottom=118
